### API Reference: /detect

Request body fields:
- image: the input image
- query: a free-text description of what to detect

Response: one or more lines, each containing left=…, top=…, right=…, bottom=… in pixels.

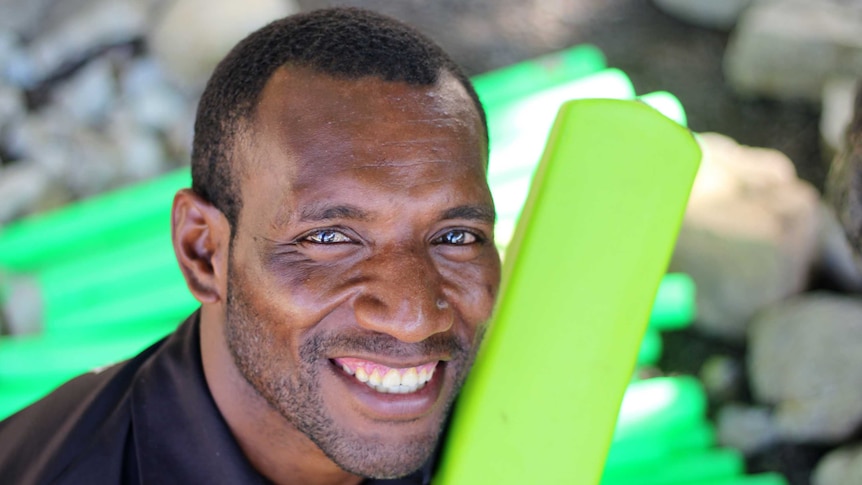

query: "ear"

left=171, top=189, right=231, bottom=304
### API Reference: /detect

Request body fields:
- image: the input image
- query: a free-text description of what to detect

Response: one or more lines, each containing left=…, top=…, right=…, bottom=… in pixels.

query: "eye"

left=302, top=229, right=354, bottom=244
left=434, top=229, right=480, bottom=246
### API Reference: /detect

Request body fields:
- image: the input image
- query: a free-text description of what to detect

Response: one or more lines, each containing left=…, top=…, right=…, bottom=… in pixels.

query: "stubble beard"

left=223, top=266, right=482, bottom=479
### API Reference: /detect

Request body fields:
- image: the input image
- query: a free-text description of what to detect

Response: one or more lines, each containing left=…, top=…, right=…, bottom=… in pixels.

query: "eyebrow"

left=296, top=203, right=496, bottom=224
left=442, top=205, right=497, bottom=224
left=299, top=204, right=371, bottom=222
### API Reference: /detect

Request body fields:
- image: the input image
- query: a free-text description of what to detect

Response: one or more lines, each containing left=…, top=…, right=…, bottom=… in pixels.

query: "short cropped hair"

left=191, top=7, right=488, bottom=230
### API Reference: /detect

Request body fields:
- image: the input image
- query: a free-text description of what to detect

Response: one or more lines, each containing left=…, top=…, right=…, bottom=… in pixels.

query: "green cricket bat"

left=435, top=98, right=701, bottom=484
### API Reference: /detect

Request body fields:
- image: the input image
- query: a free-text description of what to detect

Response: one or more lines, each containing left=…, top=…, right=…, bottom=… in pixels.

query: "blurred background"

left=2, top=1, right=862, bottom=484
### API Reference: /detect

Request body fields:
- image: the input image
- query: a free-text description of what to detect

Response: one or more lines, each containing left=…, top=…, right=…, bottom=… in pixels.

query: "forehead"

left=234, top=66, right=490, bottom=225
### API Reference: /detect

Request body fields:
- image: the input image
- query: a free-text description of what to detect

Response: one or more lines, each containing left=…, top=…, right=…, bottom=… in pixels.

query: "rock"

left=748, top=292, right=862, bottom=443
left=812, top=443, right=862, bottom=485
left=814, top=202, right=862, bottom=292
left=50, top=56, right=116, bottom=126
left=0, top=161, right=63, bottom=222
left=716, top=403, right=780, bottom=455
left=820, top=77, right=857, bottom=158
left=107, top=112, right=168, bottom=181
left=724, top=0, right=862, bottom=102
left=148, top=0, right=300, bottom=91
left=652, top=0, right=751, bottom=31
left=0, top=0, right=56, bottom=39
left=8, top=108, right=124, bottom=196
left=0, top=81, right=25, bottom=129
left=121, top=59, right=189, bottom=131
left=14, top=0, right=150, bottom=87
left=669, top=132, right=820, bottom=340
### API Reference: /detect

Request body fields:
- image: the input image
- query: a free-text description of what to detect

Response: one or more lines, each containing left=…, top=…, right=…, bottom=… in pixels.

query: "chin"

left=323, top=425, right=441, bottom=479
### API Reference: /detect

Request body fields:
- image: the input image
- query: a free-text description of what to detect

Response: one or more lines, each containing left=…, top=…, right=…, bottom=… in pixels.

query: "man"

left=0, top=7, right=501, bottom=484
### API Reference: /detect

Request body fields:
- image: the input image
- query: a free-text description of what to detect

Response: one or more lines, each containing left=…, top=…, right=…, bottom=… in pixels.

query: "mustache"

left=300, top=329, right=469, bottom=362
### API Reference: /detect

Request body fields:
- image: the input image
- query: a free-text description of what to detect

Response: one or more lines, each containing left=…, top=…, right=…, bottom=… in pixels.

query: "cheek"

left=443, top=257, right=501, bottom=327
left=257, top=255, right=358, bottom=330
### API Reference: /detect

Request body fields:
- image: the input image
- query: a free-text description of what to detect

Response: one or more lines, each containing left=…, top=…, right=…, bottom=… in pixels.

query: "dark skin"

left=171, top=66, right=501, bottom=485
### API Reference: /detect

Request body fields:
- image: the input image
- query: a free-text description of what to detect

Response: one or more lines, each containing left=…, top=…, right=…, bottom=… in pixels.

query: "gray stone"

left=50, top=56, right=116, bottom=126
left=669, top=132, right=820, bottom=340
left=749, top=292, right=862, bottom=443
left=724, top=0, right=862, bottom=102
left=15, top=0, right=150, bottom=86
left=0, top=161, right=55, bottom=222
left=107, top=113, right=168, bottom=181
left=0, top=81, right=25, bottom=128
left=652, top=0, right=751, bottom=31
left=812, top=443, right=862, bottom=485
left=6, top=108, right=77, bottom=177
left=716, top=403, right=780, bottom=455
left=0, top=0, right=57, bottom=38
left=59, top=130, right=124, bottom=196
left=8, top=107, right=125, bottom=196
left=814, top=202, right=862, bottom=292
left=121, top=59, right=188, bottom=131
left=148, top=0, right=300, bottom=90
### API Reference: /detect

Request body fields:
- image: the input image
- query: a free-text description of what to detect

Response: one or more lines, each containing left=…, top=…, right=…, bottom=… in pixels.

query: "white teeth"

left=382, top=369, right=400, bottom=388
left=355, top=368, right=369, bottom=383
left=402, top=368, right=418, bottom=388
left=369, top=369, right=382, bottom=387
left=343, top=362, right=437, bottom=394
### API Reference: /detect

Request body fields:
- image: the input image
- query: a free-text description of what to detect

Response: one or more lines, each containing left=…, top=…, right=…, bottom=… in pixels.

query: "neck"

left=199, top=305, right=363, bottom=485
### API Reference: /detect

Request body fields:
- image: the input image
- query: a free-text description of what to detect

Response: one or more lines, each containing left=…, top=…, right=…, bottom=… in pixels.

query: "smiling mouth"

left=333, top=357, right=438, bottom=394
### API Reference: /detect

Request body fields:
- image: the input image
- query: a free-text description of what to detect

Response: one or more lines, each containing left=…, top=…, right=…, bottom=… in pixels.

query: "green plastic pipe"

left=471, top=44, right=607, bottom=110
left=648, top=273, right=696, bottom=330
left=487, top=68, right=636, bottom=184
left=0, top=168, right=190, bottom=272
left=0, top=319, right=174, bottom=382
left=604, top=420, right=715, bottom=470
left=38, top=234, right=179, bottom=318
left=434, top=99, right=701, bottom=484
left=614, top=376, right=708, bottom=442
left=600, top=449, right=744, bottom=485
left=637, top=329, right=662, bottom=366
left=639, top=91, right=688, bottom=127
left=43, top=278, right=197, bottom=339
left=0, top=322, right=173, bottom=420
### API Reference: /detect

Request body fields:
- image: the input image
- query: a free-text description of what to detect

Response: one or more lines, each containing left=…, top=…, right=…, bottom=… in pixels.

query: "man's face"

left=224, top=66, right=501, bottom=478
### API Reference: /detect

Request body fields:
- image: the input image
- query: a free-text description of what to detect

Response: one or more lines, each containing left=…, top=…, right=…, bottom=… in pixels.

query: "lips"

left=334, top=357, right=438, bottom=394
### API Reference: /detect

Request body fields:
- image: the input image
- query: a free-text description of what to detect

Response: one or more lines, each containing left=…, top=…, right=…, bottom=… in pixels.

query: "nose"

left=353, top=246, right=454, bottom=343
